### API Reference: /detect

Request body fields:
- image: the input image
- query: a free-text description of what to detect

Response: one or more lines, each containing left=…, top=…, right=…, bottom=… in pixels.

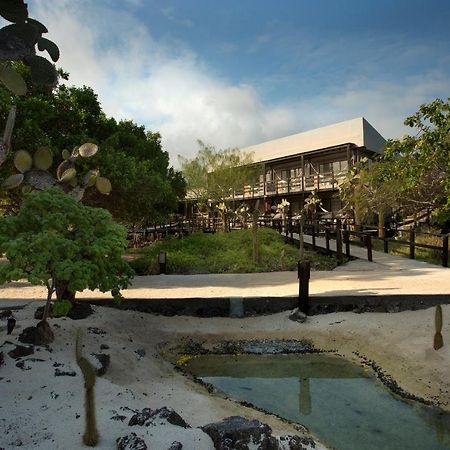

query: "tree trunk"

left=55, top=279, right=76, bottom=302
left=378, top=211, right=385, bottom=238
left=42, top=285, right=53, bottom=322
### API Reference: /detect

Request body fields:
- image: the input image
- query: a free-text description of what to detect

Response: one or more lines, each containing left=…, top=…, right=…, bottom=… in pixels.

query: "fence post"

left=442, top=235, right=449, bottom=268
left=312, top=222, right=316, bottom=250
left=325, top=227, right=330, bottom=255
left=289, top=216, right=294, bottom=243
left=383, top=237, right=388, bottom=253
left=298, top=260, right=311, bottom=314
left=409, top=229, right=415, bottom=259
left=343, top=229, right=350, bottom=257
left=336, top=219, right=343, bottom=262
left=366, top=233, right=373, bottom=262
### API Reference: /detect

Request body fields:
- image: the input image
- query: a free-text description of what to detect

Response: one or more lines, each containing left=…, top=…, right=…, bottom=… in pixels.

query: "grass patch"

left=128, top=228, right=340, bottom=275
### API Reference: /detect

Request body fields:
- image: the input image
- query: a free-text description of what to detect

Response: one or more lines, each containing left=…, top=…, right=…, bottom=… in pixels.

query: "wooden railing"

left=127, top=216, right=450, bottom=267
left=231, top=173, right=346, bottom=199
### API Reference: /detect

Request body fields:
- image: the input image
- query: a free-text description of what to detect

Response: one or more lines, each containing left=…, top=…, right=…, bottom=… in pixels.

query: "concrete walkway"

left=1, top=234, right=449, bottom=306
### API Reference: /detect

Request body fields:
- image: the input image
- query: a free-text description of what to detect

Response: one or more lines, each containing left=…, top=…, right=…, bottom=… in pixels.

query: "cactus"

left=33, top=147, right=53, bottom=170
left=76, top=330, right=99, bottom=447
left=434, top=305, right=443, bottom=350
left=14, top=150, right=33, bottom=172
left=95, top=176, right=111, bottom=195
left=3, top=143, right=110, bottom=203
left=78, top=143, right=98, bottom=158
left=59, top=167, right=77, bottom=183
left=2, top=173, right=24, bottom=189
left=61, top=149, right=70, bottom=160
left=83, top=169, right=98, bottom=188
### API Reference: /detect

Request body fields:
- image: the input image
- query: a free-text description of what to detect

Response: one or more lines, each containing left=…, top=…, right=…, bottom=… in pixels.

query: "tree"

left=338, top=159, right=401, bottom=237
left=179, top=141, right=260, bottom=230
left=0, top=81, right=186, bottom=223
left=381, top=98, right=450, bottom=225
left=0, top=188, right=133, bottom=327
left=340, top=98, right=450, bottom=230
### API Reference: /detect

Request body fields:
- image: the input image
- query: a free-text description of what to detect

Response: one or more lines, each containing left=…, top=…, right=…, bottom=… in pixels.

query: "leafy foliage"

left=382, top=98, right=450, bottom=224
left=178, top=140, right=260, bottom=206
left=340, top=99, right=450, bottom=227
left=0, top=188, right=133, bottom=304
left=0, top=82, right=186, bottom=222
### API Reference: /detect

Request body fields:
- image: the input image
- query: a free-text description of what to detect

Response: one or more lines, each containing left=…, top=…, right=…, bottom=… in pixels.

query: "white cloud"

left=30, top=1, right=450, bottom=167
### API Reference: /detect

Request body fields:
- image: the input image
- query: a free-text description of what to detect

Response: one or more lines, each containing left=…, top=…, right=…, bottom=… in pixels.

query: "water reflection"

left=185, top=353, right=450, bottom=450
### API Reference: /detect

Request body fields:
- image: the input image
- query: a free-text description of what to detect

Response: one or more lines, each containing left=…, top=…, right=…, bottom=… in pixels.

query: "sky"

left=24, top=0, right=450, bottom=165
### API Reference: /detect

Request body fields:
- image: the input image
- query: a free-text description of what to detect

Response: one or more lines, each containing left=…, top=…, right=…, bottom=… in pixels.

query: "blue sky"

left=28, top=0, right=450, bottom=164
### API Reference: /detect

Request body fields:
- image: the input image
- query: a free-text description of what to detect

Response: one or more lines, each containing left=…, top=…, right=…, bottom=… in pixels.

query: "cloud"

left=30, top=1, right=450, bottom=167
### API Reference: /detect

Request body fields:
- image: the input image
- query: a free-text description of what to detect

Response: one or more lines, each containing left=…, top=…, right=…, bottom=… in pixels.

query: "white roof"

left=242, top=117, right=386, bottom=162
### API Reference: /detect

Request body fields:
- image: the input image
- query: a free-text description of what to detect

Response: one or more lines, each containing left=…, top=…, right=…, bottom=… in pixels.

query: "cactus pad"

left=33, top=147, right=53, bottom=170
left=62, top=149, right=70, bottom=160
left=79, top=143, right=98, bottom=158
left=14, top=150, right=33, bottom=172
left=83, top=169, right=98, bottom=187
left=57, top=160, right=73, bottom=180
left=2, top=173, right=24, bottom=189
left=59, top=167, right=77, bottom=183
left=24, top=169, right=56, bottom=190
left=96, top=176, right=111, bottom=195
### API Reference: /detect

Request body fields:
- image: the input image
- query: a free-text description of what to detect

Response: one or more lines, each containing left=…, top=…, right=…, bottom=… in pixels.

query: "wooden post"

left=442, top=235, right=449, bottom=268
left=343, top=229, right=350, bottom=257
left=336, top=219, right=343, bottom=263
left=383, top=237, right=388, bottom=253
left=409, top=229, right=415, bottom=259
left=366, top=234, right=373, bottom=262
left=325, top=227, right=330, bottom=255
left=298, top=260, right=311, bottom=315
left=312, top=222, right=316, bottom=250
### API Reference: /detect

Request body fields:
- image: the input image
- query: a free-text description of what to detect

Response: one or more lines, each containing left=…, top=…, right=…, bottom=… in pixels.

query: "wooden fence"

left=127, top=216, right=449, bottom=268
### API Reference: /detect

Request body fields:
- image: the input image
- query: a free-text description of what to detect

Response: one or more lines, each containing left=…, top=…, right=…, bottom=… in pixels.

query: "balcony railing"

left=232, top=172, right=346, bottom=199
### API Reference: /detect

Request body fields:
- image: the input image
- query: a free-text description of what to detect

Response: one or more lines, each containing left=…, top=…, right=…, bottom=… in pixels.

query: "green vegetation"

left=129, top=227, right=340, bottom=275
left=340, top=98, right=450, bottom=229
left=0, top=188, right=133, bottom=323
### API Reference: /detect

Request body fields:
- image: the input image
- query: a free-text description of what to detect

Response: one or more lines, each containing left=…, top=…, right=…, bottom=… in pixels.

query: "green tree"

left=381, top=98, right=450, bottom=225
left=341, top=99, right=450, bottom=230
left=0, top=82, right=185, bottom=223
left=179, top=140, right=260, bottom=213
left=338, top=159, right=401, bottom=236
left=0, top=188, right=133, bottom=325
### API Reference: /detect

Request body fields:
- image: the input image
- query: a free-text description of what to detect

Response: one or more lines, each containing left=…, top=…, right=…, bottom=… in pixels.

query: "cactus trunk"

left=76, top=331, right=99, bottom=446
left=433, top=305, right=443, bottom=350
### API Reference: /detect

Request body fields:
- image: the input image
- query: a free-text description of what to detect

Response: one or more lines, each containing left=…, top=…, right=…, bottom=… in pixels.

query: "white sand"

left=1, top=300, right=449, bottom=449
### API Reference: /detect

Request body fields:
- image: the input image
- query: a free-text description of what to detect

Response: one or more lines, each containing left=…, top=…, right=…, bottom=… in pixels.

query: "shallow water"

left=185, top=353, right=450, bottom=450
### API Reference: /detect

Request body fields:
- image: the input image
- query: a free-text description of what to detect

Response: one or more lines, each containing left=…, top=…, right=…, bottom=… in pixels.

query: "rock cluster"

left=117, top=410, right=317, bottom=450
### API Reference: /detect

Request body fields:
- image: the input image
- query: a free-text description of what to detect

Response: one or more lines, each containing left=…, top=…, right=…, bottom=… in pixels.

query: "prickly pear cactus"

left=2, top=143, right=112, bottom=201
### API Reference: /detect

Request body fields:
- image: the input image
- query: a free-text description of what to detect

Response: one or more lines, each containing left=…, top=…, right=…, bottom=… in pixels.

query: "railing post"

left=383, top=237, right=388, bottom=253
left=289, top=216, right=294, bottom=243
left=325, top=227, right=330, bottom=255
left=343, top=229, right=350, bottom=258
left=312, top=221, right=316, bottom=250
left=442, top=235, right=449, bottom=268
left=298, top=260, right=311, bottom=314
left=409, top=228, right=415, bottom=259
left=366, top=233, right=373, bottom=262
left=336, top=219, right=343, bottom=262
